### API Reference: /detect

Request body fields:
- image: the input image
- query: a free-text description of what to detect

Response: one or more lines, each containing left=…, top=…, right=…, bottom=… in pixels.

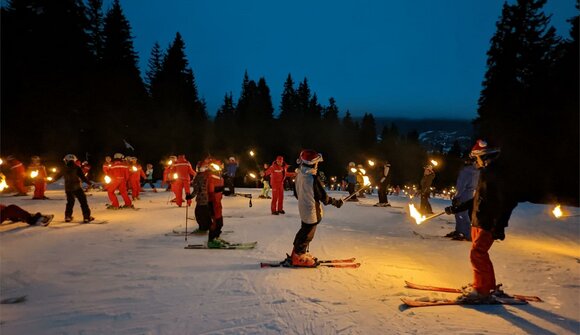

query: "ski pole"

left=185, top=199, right=188, bottom=242
left=342, top=183, right=372, bottom=202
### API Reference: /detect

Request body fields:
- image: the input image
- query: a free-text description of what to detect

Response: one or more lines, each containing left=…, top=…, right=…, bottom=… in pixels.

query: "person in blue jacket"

left=224, top=157, right=238, bottom=196
left=446, top=158, right=480, bottom=241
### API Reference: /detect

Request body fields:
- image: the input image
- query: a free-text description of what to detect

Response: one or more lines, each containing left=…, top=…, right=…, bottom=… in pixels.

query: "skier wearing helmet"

left=206, top=158, right=228, bottom=248
left=106, top=153, right=132, bottom=209
left=56, top=154, right=94, bottom=222
left=170, top=154, right=196, bottom=207
left=28, top=155, right=48, bottom=199
left=290, top=149, right=343, bottom=267
left=444, top=140, right=509, bottom=303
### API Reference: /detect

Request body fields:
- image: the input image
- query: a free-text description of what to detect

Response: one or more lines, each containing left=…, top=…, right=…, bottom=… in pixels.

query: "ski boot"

left=65, top=216, right=73, bottom=222
left=207, top=238, right=229, bottom=249
left=83, top=216, right=95, bottom=223
left=39, top=214, right=54, bottom=226
left=457, top=284, right=496, bottom=304
left=290, top=250, right=318, bottom=267
left=278, top=210, right=285, bottom=214
left=106, top=204, right=120, bottom=210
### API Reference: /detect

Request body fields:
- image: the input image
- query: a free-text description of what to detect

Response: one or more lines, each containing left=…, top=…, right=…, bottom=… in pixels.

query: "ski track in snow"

left=0, top=188, right=579, bottom=334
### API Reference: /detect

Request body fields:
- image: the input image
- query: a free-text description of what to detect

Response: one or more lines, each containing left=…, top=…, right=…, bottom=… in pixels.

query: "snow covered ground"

left=1, top=186, right=579, bottom=335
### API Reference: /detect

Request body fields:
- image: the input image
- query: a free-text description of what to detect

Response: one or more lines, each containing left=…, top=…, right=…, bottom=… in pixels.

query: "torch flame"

left=249, top=173, right=256, bottom=179
left=0, top=178, right=7, bottom=191
left=210, top=163, right=221, bottom=172
left=409, top=203, right=426, bottom=224
left=47, top=177, right=53, bottom=181
left=173, top=173, right=179, bottom=180
left=430, top=160, right=439, bottom=167
left=0, top=158, right=3, bottom=165
left=104, top=175, right=111, bottom=184
left=350, top=167, right=357, bottom=173
left=132, top=166, right=138, bottom=172
left=168, top=160, right=173, bottom=166
left=552, top=205, right=563, bottom=218
left=51, top=167, right=57, bottom=173
left=30, top=170, right=39, bottom=178
left=362, top=175, right=371, bottom=186
left=367, top=160, right=375, bottom=166
left=249, top=150, right=255, bottom=157
left=359, top=168, right=366, bottom=175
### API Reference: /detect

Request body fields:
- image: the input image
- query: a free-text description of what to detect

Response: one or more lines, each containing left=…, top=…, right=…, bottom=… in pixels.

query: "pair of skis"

left=184, top=241, right=257, bottom=249
left=260, top=257, right=360, bottom=269
left=401, top=281, right=542, bottom=307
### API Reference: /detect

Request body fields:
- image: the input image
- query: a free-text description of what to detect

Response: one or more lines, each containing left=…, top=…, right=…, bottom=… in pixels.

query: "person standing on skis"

left=170, top=154, right=196, bottom=207
left=290, top=149, right=343, bottom=267
left=419, top=164, right=435, bottom=215
left=188, top=160, right=212, bottom=235
left=444, top=139, right=507, bottom=302
left=128, top=157, right=146, bottom=200
left=265, top=156, right=294, bottom=215
left=206, top=158, right=227, bottom=248
left=374, top=160, right=391, bottom=207
left=58, top=154, right=94, bottom=222
left=106, top=153, right=132, bottom=209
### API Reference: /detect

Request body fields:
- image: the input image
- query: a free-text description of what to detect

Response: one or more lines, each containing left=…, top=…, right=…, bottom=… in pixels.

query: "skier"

left=162, top=156, right=176, bottom=192
left=5, top=156, right=27, bottom=196
left=345, top=162, right=358, bottom=201
left=128, top=157, right=146, bottom=200
left=170, top=154, right=196, bottom=207
left=355, top=164, right=366, bottom=198
left=58, top=154, right=94, bottom=222
left=374, top=160, right=391, bottom=207
left=28, top=156, right=48, bottom=199
left=206, top=158, right=228, bottom=248
left=142, top=163, right=157, bottom=192
left=419, top=164, right=435, bottom=215
left=102, top=156, right=112, bottom=176
left=290, top=149, right=343, bottom=266
left=0, top=204, right=53, bottom=226
left=444, top=140, right=507, bottom=302
left=106, top=153, right=132, bottom=209
left=258, top=163, right=271, bottom=199
left=188, top=160, right=212, bottom=234
left=224, top=157, right=238, bottom=196
left=265, top=156, right=294, bottom=215
left=445, top=157, right=480, bottom=241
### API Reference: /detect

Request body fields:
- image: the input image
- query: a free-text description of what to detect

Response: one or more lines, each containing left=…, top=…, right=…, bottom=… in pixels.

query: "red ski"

left=260, top=257, right=359, bottom=268
left=404, top=281, right=542, bottom=302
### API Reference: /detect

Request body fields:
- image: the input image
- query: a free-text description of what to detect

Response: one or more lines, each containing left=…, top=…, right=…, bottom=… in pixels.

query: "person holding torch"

left=28, top=155, right=48, bottom=199
left=290, top=149, right=344, bottom=267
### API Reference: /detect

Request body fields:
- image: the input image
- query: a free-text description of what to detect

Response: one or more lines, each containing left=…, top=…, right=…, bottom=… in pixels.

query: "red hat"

left=470, top=139, right=500, bottom=158
left=297, top=149, right=323, bottom=165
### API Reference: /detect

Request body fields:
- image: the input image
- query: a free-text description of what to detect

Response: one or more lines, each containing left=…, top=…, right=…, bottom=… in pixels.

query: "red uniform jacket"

left=170, top=158, right=196, bottom=182
left=109, top=161, right=130, bottom=181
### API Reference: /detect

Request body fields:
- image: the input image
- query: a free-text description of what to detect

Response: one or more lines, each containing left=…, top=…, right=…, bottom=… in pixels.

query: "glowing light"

left=47, top=177, right=53, bottom=181
left=359, top=168, right=366, bottom=175
left=362, top=175, right=371, bottom=186
left=350, top=168, right=357, bottom=173
left=132, top=166, right=138, bottom=172
left=552, top=205, right=563, bottom=219
left=0, top=158, right=3, bottom=165
left=210, top=163, right=221, bottom=172
left=168, top=160, right=173, bottom=166
left=173, top=173, right=179, bottom=179
left=30, top=170, right=39, bottom=178
left=51, top=167, right=57, bottom=173
left=249, top=150, right=255, bottom=157
left=409, top=204, right=426, bottom=225
left=430, top=160, right=439, bottom=167
left=367, top=160, right=375, bottom=166
left=0, top=178, right=7, bottom=191
left=104, top=175, right=111, bottom=184
left=249, top=173, right=257, bottom=179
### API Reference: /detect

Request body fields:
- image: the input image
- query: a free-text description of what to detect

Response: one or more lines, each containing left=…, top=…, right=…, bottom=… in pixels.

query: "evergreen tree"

left=323, top=97, right=340, bottom=124
left=145, top=42, right=163, bottom=96
left=359, top=113, right=377, bottom=149
left=279, top=74, right=296, bottom=120
left=86, top=0, right=104, bottom=61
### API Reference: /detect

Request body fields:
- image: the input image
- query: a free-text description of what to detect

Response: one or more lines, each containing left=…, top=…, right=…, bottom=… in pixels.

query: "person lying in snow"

left=0, top=204, right=53, bottom=226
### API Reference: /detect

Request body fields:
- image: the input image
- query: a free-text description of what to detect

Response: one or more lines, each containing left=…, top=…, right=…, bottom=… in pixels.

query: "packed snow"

left=1, top=186, right=579, bottom=335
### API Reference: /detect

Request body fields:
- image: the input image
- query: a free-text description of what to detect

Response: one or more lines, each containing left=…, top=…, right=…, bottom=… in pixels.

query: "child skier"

left=28, top=155, right=48, bottom=199
left=188, top=160, right=212, bottom=235
left=206, top=158, right=227, bottom=248
left=60, top=154, right=94, bottom=222
left=290, top=149, right=343, bottom=267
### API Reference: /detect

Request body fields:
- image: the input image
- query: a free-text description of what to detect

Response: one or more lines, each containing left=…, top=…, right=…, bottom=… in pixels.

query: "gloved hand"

left=444, top=206, right=455, bottom=215
left=331, top=198, right=343, bottom=208
left=492, top=226, right=505, bottom=240
left=185, top=193, right=195, bottom=200
left=451, top=197, right=460, bottom=206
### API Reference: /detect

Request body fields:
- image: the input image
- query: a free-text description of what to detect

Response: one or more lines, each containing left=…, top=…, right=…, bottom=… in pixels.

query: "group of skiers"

left=0, top=139, right=519, bottom=303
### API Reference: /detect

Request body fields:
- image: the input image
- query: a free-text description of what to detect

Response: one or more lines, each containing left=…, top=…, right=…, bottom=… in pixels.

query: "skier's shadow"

left=469, top=304, right=579, bottom=335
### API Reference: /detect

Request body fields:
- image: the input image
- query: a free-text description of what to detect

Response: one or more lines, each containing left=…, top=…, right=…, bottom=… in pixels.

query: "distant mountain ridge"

left=356, top=117, right=475, bottom=153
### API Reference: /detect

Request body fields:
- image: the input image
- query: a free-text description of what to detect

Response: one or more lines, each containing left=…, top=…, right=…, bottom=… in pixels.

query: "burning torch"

left=342, top=175, right=372, bottom=202
left=552, top=205, right=580, bottom=219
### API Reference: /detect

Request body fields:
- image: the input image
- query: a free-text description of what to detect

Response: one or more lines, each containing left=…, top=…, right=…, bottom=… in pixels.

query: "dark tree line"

left=1, top=0, right=577, bottom=201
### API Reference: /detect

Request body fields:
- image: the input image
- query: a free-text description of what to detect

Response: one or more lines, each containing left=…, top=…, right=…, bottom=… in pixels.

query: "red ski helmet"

left=297, top=149, right=323, bottom=165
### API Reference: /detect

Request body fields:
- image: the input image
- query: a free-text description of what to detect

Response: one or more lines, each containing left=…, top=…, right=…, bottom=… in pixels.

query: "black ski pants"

left=293, top=221, right=320, bottom=254
left=65, top=189, right=91, bottom=219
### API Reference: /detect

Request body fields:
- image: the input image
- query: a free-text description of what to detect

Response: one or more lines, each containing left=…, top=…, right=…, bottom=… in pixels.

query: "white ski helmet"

left=63, top=154, right=77, bottom=162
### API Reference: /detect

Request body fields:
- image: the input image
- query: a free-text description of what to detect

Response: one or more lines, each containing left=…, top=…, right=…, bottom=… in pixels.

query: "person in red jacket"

left=5, top=156, right=28, bottom=196
left=265, top=156, right=295, bottom=215
left=106, top=153, right=132, bottom=209
left=162, top=156, right=176, bottom=192
left=27, top=155, right=48, bottom=199
left=128, top=157, right=146, bottom=200
left=206, top=158, right=227, bottom=248
left=170, top=154, right=196, bottom=207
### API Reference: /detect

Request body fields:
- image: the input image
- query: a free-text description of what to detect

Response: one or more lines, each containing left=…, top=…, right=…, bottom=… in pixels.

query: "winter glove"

left=330, top=198, right=343, bottom=208
left=492, top=226, right=505, bottom=241
left=451, top=197, right=460, bottom=207
left=444, top=206, right=455, bottom=215
left=185, top=193, right=195, bottom=200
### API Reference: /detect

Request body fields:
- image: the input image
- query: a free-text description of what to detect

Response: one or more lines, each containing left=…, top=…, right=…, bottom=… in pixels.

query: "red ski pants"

left=470, top=227, right=496, bottom=294
left=271, top=184, right=284, bottom=212
left=130, top=178, right=141, bottom=199
left=107, top=179, right=132, bottom=208
left=172, top=179, right=191, bottom=207
left=33, top=181, right=46, bottom=199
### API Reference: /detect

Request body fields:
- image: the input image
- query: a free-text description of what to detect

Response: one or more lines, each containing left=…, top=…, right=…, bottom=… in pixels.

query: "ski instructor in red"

left=265, top=156, right=295, bottom=215
left=290, top=149, right=343, bottom=267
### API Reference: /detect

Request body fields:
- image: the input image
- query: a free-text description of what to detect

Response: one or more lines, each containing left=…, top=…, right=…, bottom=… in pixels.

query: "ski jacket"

left=129, top=164, right=146, bottom=183
left=454, top=164, right=480, bottom=203
left=376, top=164, right=390, bottom=185
left=420, top=171, right=435, bottom=195
left=9, top=159, right=26, bottom=179
left=346, top=168, right=356, bottom=184
left=58, top=161, right=91, bottom=192
left=103, top=162, right=112, bottom=175
left=293, top=165, right=335, bottom=224
left=82, top=164, right=91, bottom=177
left=171, top=158, right=196, bottom=182
left=145, top=168, right=154, bottom=181
left=108, top=160, right=130, bottom=181
left=265, top=161, right=294, bottom=186
left=192, top=171, right=209, bottom=205
left=225, top=162, right=238, bottom=177
left=27, top=163, right=47, bottom=181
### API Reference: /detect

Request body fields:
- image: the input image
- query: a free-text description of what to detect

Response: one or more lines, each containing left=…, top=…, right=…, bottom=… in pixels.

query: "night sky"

left=108, top=1, right=575, bottom=118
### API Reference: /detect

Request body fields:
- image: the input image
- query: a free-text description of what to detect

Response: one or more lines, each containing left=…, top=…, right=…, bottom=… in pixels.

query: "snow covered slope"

left=1, top=188, right=578, bottom=334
